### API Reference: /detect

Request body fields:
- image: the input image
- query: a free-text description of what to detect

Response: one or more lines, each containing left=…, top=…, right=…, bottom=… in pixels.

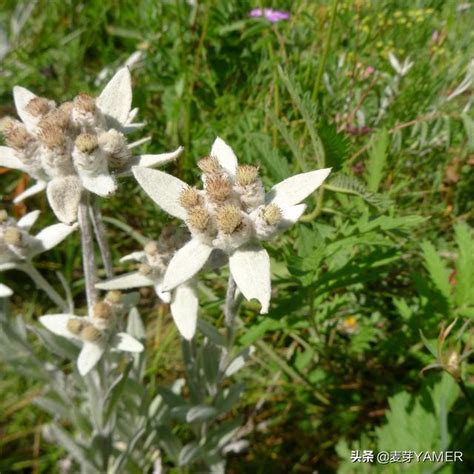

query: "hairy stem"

left=18, top=263, right=68, bottom=312
left=90, top=200, right=114, bottom=279
left=78, top=193, right=98, bottom=314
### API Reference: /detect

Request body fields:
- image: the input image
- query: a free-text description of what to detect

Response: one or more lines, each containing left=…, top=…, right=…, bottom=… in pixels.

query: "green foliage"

left=1, top=0, right=474, bottom=472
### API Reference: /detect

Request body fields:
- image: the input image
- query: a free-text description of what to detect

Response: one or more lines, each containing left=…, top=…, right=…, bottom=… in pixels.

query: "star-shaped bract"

left=0, top=68, right=183, bottom=224
left=40, top=292, right=143, bottom=376
left=132, top=137, right=331, bottom=314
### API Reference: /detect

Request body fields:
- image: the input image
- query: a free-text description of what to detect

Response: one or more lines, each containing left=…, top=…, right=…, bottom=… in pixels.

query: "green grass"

left=1, top=0, right=473, bottom=472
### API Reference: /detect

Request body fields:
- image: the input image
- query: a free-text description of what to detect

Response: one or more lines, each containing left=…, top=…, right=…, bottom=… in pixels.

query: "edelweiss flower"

left=0, top=68, right=183, bottom=224
left=0, top=209, right=76, bottom=296
left=96, top=226, right=199, bottom=340
left=133, top=138, right=331, bottom=313
left=40, top=291, right=143, bottom=375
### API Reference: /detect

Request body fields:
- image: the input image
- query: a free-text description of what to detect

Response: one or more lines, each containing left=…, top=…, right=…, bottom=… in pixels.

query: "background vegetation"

left=1, top=0, right=473, bottom=472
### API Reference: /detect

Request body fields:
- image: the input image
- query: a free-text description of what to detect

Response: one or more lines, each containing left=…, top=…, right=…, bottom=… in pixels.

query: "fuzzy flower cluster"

left=0, top=209, right=76, bottom=297
left=40, top=291, right=143, bottom=375
left=96, top=226, right=199, bottom=339
left=133, top=138, right=331, bottom=314
left=0, top=68, right=182, bottom=224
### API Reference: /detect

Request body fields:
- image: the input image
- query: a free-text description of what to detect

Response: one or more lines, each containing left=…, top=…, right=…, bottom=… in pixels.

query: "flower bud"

left=205, top=175, right=232, bottom=203
left=37, top=121, right=68, bottom=151
left=73, top=93, right=96, bottom=113
left=144, top=240, right=159, bottom=256
left=216, top=205, right=243, bottom=234
left=4, top=226, right=22, bottom=245
left=81, top=325, right=103, bottom=342
left=67, top=318, right=86, bottom=335
left=197, top=155, right=221, bottom=175
left=179, top=186, right=202, bottom=210
left=4, top=122, right=35, bottom=151
left=263, top=204, right=282, bottom=225
left=187, top=206, right=210, bottom=233
left=93, top=301, right=112, bottom=320
left=25, top=97, right=55, bottom=117
left=105, top=290, right=123, bottom=305
left=138, top=263, right=153, bottom=276
left=75, top=133, right=99, bottom=154
left=236, top=165, right=259, bottom=186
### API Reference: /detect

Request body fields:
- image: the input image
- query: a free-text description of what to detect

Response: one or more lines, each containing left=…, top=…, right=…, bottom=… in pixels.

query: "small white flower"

left=0, top=209, right=77, bottom=294
left=133, top=137, right=331, bottom=314
left=0, top=68, right=183, bottom=224
left=40, top=294, right=143, bottom=376
left=96, top=227, right=199, bottom=340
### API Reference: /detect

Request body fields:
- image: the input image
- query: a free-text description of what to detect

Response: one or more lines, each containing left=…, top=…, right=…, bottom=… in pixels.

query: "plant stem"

left=78, top=193, right=98, bottom=314
left=311, top=0, right=339, bottom=102
left=18, top=263, right=68, bottom=312
left=90, top=200, right=114, bottom=279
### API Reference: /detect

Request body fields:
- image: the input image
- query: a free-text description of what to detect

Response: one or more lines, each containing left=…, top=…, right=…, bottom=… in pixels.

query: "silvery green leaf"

left=201, top=341, right=222, bottom=388
left=50, top=424, right=98, bottom=472
left=155, top=386, right=186, bottom=407
left=110, top=427, right=146, bottom=474
left=34, top=393, right=71, bottom=421
left=197, top=319, right=226, bottom=347
left=33, top=222, right=78, bottom=255
left=148, top=394, right=164, bottom=418
left=207, top=416, right=243, bottom=449
left=126, top=307, right=145, bottom=340
left=103, top=362, right=132, bottom=423
left=222, top=439, right=249, bottom=454
left=225, top=345, right=255, bottom=377
left=179, top=442, right=202, bottom=466
left=186, top=405, right=218, bottom=423
left=33, top=325, right=79, bottom=360
left=215, top=384, right=244, bottom=415
left=170, top=405, right=192, bottom=422
left=171, top=378, right=186, bottom=395
left=156, top=426, right=182, bottom=464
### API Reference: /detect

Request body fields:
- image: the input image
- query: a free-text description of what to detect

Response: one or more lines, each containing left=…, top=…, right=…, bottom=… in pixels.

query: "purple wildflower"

left=249, top=8, right=290, bottom=23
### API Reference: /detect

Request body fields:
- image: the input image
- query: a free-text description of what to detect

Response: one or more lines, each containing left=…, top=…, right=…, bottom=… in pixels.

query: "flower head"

left=132, top=137, right=331, bottom=314
left=0, top=68, right=183, bottom=224
left=0, top=209, right=77, bottom=297
left=40, top=293, right=143, bottom=376
left=96, top=226, right=199, bottom=340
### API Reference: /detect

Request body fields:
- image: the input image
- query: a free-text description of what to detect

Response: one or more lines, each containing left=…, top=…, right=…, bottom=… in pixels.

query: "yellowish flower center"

left=216, top=205, right=243, bottom=234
